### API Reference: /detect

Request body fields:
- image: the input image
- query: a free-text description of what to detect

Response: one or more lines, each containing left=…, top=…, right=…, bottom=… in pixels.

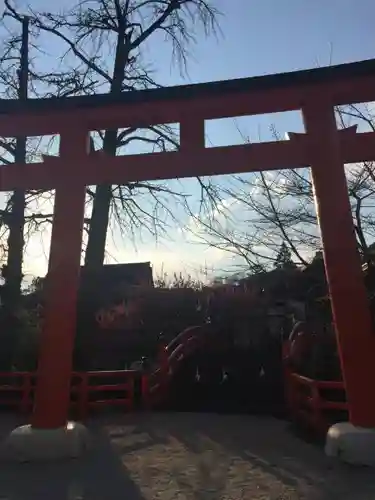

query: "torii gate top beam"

left=0, top=58, right=375, bottom=137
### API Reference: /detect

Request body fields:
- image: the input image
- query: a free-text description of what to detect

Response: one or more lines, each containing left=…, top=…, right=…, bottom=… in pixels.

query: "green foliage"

left=274, top=242, right=297, bottom=270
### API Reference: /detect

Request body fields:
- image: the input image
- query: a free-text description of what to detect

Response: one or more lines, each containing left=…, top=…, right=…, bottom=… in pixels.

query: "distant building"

left=80, top=262, right=154, bottom=290
left=24, top=261, right=154, bottom=305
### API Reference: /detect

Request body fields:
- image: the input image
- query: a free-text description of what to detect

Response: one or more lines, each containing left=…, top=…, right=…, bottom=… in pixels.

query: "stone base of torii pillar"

left=325, top=422, right=375, bottom=466
left=1, top=421, right=91, bottom=462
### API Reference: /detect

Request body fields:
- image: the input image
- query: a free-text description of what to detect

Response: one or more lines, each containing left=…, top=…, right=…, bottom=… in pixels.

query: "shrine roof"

left=0, top=58, right=375, bottom=115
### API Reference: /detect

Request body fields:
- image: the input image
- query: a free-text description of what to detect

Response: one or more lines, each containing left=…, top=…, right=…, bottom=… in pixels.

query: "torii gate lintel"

left=1, top=127, right=375, bottom=191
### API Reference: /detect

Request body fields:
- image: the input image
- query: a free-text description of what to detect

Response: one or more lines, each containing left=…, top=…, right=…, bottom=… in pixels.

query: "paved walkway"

left=0, top=413, right=373, bottom=499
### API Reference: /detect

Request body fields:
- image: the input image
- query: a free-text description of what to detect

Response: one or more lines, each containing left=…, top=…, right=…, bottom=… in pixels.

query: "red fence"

left=0, top=372, right=35, bottom=414
left=284, top=369, right=348, bottom=435
left=0, top=370, right=138, bottom=420
left=0, top=329, right=200, bottom=417
left=0, top=335, right=349, bottom=433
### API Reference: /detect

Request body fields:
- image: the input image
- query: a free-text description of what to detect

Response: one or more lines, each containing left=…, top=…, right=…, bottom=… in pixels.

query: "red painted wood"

left=1, top=74, right=375, bottom=138
left=180, top=119, right=205, bottom=151
left=2, top=132, right=375, bottom=192
left=303, top=101, right=375, bottom=428
left=0, top=140, right=308, bottom=190
left=31, top=130, right=88, bottom=429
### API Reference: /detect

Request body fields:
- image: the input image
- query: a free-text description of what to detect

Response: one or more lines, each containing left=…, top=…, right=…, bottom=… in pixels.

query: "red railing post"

left=158, top=345, right=169, bottom=377
left=127, top=373, right=135, bottom=411
left=20, top=372, right=32, bottom=414
left=141, top=373, right=150, bottom=410
left=310, top=382, right=324, bottom=432
left=78, top=373, right=89, bottom=421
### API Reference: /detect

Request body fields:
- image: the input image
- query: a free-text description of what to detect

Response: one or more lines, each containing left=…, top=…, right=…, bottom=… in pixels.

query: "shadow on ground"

left=0, top=415, right=147, bottom=500
left=0, top=413, right=374, bottom=499
left=100, top=412, right=375, bottom=500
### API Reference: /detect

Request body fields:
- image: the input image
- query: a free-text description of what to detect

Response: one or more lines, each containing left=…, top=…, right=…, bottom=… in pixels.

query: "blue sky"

left=5, top=0, right=375, bottom=281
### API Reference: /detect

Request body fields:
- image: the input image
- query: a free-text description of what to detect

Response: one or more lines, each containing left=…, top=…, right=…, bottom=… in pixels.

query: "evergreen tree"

left=274, top=242, right=296, bottom=270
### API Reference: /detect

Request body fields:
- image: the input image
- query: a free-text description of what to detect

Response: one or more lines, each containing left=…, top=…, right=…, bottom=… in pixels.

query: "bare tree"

left=0, top=14, right=29, bottom=323
left=191, top=106, right=375, bottom=273
left=0, top=7, right=97, bottom=282
left=4, top=0, right=221, bottom=272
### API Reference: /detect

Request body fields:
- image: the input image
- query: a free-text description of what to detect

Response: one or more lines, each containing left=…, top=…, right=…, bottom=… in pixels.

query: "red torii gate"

left=1, top=59, right=375, bottom=459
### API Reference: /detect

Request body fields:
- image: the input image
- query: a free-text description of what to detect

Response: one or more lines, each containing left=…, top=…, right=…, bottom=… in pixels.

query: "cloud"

left=20, top=166, right=312, bottom=284
left=105, top=239, right=224, bottom=282
left=180, top=195, right=243, bottom=239
left=22, top=218, right=228, bottom=284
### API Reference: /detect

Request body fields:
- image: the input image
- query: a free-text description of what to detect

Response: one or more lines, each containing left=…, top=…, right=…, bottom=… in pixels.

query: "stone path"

left=0, top=412, right=373, bottom=499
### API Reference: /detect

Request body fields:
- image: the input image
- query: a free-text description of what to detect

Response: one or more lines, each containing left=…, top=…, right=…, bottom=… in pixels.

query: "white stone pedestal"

left=1, top=421, right=91, bottom=462
left=325, top=422, right=375, bottom=466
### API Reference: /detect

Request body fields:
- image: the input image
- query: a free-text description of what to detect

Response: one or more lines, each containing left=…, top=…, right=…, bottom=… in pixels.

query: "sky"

left=2, top=0, right=375, bottom=283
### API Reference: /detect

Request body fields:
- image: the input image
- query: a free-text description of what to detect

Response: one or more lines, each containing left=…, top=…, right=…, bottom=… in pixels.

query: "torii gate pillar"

left=303, top=101, right=375, bottom=464
left=4, top=131, right=91, bottom=461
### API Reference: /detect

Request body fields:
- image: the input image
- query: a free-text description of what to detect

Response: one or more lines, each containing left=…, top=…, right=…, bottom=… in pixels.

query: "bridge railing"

left=0, top=345, right=349, bottom=430
left=0, top=369, right=138, bottom=419
left=142, top=329, right=205, bottom=409
left=0, top=371, right=35, bottom=413
left=284, top=369, right=348, bottom=434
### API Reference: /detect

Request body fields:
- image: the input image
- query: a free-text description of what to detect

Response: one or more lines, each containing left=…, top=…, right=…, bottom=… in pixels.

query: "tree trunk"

left=84, top=184, right=112, bottom=270
left=5, top=15, right=28, bottom=304
left=84, top=129, right=118, bottom=270
left=84, top=24, right=129, bottom=270
left=5, top=189, right=25, bottom=304
left=1, top=17, right=28, bottom=369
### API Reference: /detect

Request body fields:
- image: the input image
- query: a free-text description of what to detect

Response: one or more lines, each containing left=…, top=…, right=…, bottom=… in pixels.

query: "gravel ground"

left=0, top=412, right=374, bottom=499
